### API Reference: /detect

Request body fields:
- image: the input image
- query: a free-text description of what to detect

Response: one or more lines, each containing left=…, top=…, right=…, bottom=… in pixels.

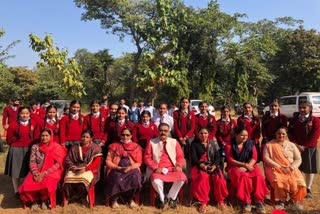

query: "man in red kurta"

left=144, top=123, right=187, bottom=209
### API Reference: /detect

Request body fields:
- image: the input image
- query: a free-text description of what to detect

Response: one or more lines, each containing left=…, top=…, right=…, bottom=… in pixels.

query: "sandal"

left=198, top=204, right=207, bottom=213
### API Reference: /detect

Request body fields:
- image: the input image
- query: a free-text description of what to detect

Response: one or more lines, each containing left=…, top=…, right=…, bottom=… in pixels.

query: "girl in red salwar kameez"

left=19, top=128, right=66, bottom=209
left=225, top=127, right=268, bottom=214
left=190, top=127, right=228, bottom=213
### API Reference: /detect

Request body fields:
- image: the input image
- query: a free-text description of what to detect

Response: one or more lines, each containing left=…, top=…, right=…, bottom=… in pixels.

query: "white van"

left=264, top=92, right=320, bottom=118
left=189, top=99, right=215, bottom=116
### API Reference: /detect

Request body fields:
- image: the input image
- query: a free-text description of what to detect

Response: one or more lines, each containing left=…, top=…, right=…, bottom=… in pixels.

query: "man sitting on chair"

left=144, top=123, right=187, bottom=209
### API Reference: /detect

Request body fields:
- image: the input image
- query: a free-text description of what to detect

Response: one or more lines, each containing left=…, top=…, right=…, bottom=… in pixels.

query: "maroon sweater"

left=173, top=110, right=196, bottom=139
left=6, top=120, right=39, bottom=147
left=289, top=115, right=320, bottom=148
left=105, top=120, right=135, bottom=145
left=262, top=112, right=288, bottom=141
left=134, top=122, right=158, bottom=149
left=216, top=119, right=237, bottom=145
left=194, top=114, right=217, bottom=140
left=83, top=114, right=107, bottom=143
left=237, top=116, right=261, bottom=143
left=59, top=115, right=84, bottom=145
left=2, top=105, right=20, bottom=127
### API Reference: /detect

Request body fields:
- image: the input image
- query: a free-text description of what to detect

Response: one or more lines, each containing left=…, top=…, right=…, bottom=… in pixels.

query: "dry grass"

left=1, top=115, right=320, bottom=213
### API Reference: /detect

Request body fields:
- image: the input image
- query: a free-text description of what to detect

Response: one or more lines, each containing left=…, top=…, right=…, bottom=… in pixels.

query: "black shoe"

left=14, top=192, right=20, bottom=199
left=168, top=198, right=178, bottom=209
left=306, top=189, right=313, bottom=198
left=155, top=196, right=165, bottom=209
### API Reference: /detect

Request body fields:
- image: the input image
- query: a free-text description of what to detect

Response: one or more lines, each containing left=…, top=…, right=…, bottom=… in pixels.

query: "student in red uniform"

left=30, top=101, right=42, bottom=125
left=4, top=107, right=39, bottom=198
left=59, top=100, right=84, bottom=149
left=225, top=127, right=268, bottom=214
left=237, top=102, right=261, bottom=161
left=105, top=107, right=135, bottom=145
left=41, top=105, right=59, bottom=144
left=194, top=101, right=217, bottom=141
left=2, top=97, right=20, bottom=131
left=173, top=97, right=196, bottom=159
left=135, top=110, right=158, bottom=149
left=100, top=98, right=110, bottom=119
left=216, top=106, right=237, bottom=169
left=84, top=100, right=107, bottom=146
left=288, top=101, right=320, bottom=198
left=262, top=99, right=288, bottom=143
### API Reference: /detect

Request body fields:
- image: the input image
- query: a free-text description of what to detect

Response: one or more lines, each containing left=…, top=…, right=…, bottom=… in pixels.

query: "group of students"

left=1, top=97, right=319, bottom=213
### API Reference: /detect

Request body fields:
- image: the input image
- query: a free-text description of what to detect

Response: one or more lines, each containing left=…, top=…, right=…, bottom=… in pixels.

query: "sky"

left=0, top=0, right=319, bottom=69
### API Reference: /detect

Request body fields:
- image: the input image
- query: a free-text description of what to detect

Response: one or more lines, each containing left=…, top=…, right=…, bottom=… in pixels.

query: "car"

left=189, top=99, right=215, bottom=116
left=49, top=99, right=71, bottom=118
left=262, top=92, right=320, bottom=118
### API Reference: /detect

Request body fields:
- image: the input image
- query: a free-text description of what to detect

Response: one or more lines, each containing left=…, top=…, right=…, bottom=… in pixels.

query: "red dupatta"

left=38, top=130, right=67, bottom=180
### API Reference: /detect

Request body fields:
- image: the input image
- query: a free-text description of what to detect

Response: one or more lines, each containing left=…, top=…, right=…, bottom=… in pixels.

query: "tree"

left=74, top=0, right=152, bottom=100
left=74, top=48, right=114, bottom=101
left=7, top=67, right=38, bottom=102
left=0, top=28, right=20, bottom=68
left=268, top=27, right=320, bottom=97
left=29, top=34, right=85, bottom=98
left=135, top=0, right=191, bottom=102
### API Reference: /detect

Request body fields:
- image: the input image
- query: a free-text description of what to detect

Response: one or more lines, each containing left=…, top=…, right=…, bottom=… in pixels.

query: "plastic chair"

left=22, top=190, right=56, bottom=209
left=62, top=183, right=95, bottom=208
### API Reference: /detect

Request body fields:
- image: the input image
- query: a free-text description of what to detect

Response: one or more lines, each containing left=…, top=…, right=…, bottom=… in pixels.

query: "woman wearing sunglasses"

left=105, top=128, right=143, bottom=209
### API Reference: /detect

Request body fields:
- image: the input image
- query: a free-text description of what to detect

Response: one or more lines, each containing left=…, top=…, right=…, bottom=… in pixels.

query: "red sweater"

left=237, top=116, right=261, bottom=143
left=100, top=106, right=110, bottom=119
left=2, top=105, right=20, bottom=127
left=83, top=114, right=107, bottom=143
left=105, top=120, right=135, bottom=145
left=173, top=110, right=196, bottom=139
left=216, top=119, right=237, bottom=145
left=59, top=115, right=84, bottom=145
left=6, top=120, right=39, bottom=147
left=194, top=114, right=217, bottom=140
left=262, top=112, right=288, bottom=141
left=41, top=119, right=59, bottom=143
left=289, top=115, right=320, bottom=148
left=135, top=122, right=158, bottom=149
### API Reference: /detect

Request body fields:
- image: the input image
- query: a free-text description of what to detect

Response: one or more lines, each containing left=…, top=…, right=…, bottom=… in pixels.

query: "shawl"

left=108, top=141, right=142, bottom=164
left=231, top=139, right=254, bottom=163
left=65, top=142, right=102, bottom=171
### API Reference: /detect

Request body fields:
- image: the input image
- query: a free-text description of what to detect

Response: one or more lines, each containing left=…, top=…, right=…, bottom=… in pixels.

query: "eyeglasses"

left=159, top=129, right=169, bottom=132
left=121, top=134, right=131, bottom=137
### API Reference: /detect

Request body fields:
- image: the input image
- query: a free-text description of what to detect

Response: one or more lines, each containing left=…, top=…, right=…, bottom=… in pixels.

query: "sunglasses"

left=121, top=134, right=131, bottom=137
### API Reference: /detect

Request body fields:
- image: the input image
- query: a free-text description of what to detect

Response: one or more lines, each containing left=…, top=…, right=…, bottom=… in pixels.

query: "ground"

left=0, top=114, right=319, bottom=214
